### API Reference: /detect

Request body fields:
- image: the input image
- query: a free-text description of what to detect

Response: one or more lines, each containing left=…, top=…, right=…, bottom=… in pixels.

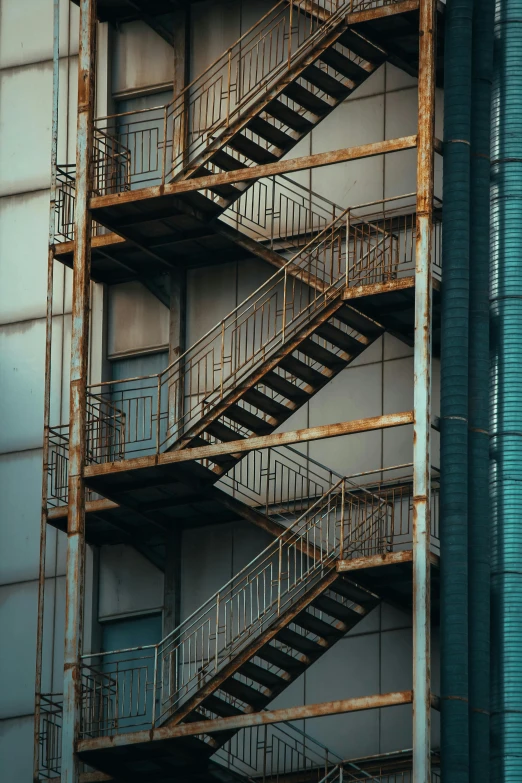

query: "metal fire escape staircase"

left=78, top=472, right=396, bottom=779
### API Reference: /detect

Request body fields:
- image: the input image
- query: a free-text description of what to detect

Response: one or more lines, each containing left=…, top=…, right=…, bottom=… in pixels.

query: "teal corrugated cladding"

left=490, top=0, right=522, bottom=777
left=441, top=0, right=472, bottom=777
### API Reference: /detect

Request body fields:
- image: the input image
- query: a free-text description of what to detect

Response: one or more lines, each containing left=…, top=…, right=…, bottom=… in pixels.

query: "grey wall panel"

left=190, top=1, right=241, bottom=82
left=107, top=282, right=169, bottom=358
left=0, top=714, right=34, bottom=783
left=98, top=545, right=164, bottom=621
left=111, top=21, right=173, bottom=95
left=0, top=63, right=53, bottom=196
left=0, top=581, right=38, bottom=718
left=0, top=0, right=77, bottom=69
left=380, top=703, right=412, bottom=753
left=181, top=523, right=233, bottom=621
left=0, top=191, right=63, bottom=325
left=186, top=262, right=238, bottom=346
left=0, top=449, right=67, bottom=585
left=380, top=628, right=413, bottom=692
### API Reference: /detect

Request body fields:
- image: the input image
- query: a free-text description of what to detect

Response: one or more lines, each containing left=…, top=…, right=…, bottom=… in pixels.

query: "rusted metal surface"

left=81, top=411, right=414, bottom=479
left=78, top=691, right=413, bottom=752
left=61, top=0, right=96, bottom=782
left=89, top=136, right=418, bottom=212
left=34, top=1, right=60, bottom=779
left=412, top=0, right=436, bottom=777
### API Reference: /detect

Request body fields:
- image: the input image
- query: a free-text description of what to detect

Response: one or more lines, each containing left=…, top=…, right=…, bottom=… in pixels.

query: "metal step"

left=207, top=149, right=249, bottom=172
left=311, top=593, right=364, bottom=624
left=293, top=610, right=347, bottom=638
left=301, top=64, right=351, bottom=98
left=315, top=322, right=365, bottom=353
left=265, top=99, right=316, bottom=132
left=275, top=627, right=326, bottom=655
left=255, top=643, right=309, bottom=672
left=335, top=304, right=383, bottom=338
left=202, top=694, right=248, bottom=718
left=282, top=82, right=332, bottom=115
left=261, top=371, right=311, bottom=403
left=319, top=47, right=370, bottom=82
left=205, top=420, right=245, bottom=443
left=329, top=577, right=378, bottom=608
left=194, top=166, right=245, bottom=199
left=226, top=133, right=281, bottom=165
left=238, top=661, right=290, bottom=689
left=278, top=354, right=328, bottom=386
left=298, top=337, right=346, bottom=369
left=218, top=677, right=269, bottom=709
left=337, top=29, right=386, bottom=63
left=226, top=403, right=274, bottom=435
left=246, top=116, right=295, bottom=148
left=242, top=387, right=292, bottom=417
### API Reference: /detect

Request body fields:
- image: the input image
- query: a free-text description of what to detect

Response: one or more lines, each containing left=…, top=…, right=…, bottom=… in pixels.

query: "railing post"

left=220, top=321, right=225, bottom=398
left=345, top=213, right=350, bottom=287
left=156, top=375, right=161, bottom=453
left=277, top=539, right=283, bottom=615
left=282, top=270, right=288, bottom=342
left=61, top=0, right=96, bottom=781
left=161, top=105, right=167, bottom=186
left=288, top=1, right=293, bottom=68
left=413, top=0, right=435, bottom=779
left=151, top=646, right=158, bottom=729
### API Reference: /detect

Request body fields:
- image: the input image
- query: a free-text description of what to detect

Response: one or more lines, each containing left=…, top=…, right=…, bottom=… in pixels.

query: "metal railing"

left=64, top=194, right=436, bottom=465
left=79, top=469, right=439, bottom=737
left=38, top=694, right=62, bottom=779
left=90, top=0, right=388, bottom=195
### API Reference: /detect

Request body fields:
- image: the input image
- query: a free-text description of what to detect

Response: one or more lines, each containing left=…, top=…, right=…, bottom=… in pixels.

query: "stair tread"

left=246, top=116, right=295, bottom=148
left=337, top=29, right=386, bottom=63
left=202, top=694, right=247, bottom=718
left=282, top=82, right=332, bottom=115
left=329, top=577, right=378, bottom=608
left=187, top=435, right=239, bottom=468
left=262, top=372, right=311, bottom=402
left=218, top=677, right=268, bottom=708
left=238, top=661, right=289, bottom=689
left=256, top=643, right=307, bottom=672
left=204, top=420, right=245, bottom=443
left=193, top=166, right=244, bottom=199
left=299, top=337, right=346, bottom=369
left=277, top=354, right=328, bottom=386
left=227, top=133, right=281, bottom=165
left=207, top=150, right=249, bottom=172
left=312, top=593, right=363, bottom=623
left=335, top=304, right=383, bottom=338
left=315, top=322, right=365, bottom=353
left=301, top=63, right=351, bottom=98
left=276, top=627, right=325, bottom=654
left=242, top=387, right=292, bottom=417
left=226, top=403, right=274, bottom=435
left=293, top=610, right=346, bottom=638
left=265, top=99, right=315, bottom=132
left=319, top=47, right=370, bottom=82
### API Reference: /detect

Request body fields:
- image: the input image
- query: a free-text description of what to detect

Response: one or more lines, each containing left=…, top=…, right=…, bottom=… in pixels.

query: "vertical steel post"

left=413, top=0, right=435, bottom=779
left=61, top=1, right=96, bottom=781
left=34, top=1, right=60, bottom=779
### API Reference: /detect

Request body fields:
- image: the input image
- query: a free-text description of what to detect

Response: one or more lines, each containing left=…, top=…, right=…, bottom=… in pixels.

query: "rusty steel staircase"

left=75, top=472, right=396, bottom=779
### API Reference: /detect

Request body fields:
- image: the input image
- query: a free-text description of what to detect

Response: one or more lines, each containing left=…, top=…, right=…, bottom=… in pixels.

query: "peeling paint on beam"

left=83, top=411, right=414, bottom=478
left=77, top=691, right=413, bottom=752
left=90, top=137, right=419, bottom=211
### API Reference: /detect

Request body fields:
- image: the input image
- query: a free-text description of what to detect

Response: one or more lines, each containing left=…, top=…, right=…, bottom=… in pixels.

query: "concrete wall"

left=0, top=1, right=441, bottom=779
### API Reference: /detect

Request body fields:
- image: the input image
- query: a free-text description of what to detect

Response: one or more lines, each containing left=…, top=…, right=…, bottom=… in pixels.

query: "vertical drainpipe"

left=490, top=0, right=522, bottom=777
left=440, top=0, right=472, bottom=777
left=468, top=0, right=494, bottom=776
left=61, top=1, right=96, bottom=782
left=34, top=1, right=60, bottom=780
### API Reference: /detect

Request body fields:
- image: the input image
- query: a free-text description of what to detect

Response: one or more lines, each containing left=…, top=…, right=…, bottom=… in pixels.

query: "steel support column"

left=61, top=1, right=96, bottom=781
left=413, top=0, right=435, bottom=778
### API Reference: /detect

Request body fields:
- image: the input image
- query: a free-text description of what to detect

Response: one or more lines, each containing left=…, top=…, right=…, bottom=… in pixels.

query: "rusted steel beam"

left=337, top=550, right=440, bottom=573
left=90, top=136, right=419, bottom=211
left=47, top=498, right=119, bottom=520
left=412, top=0, right=436, bottom=777
left=83, top=411, right=415, bottom=478
left=77, top=691, right=413, bottom=753
left=62, top=1, right=96, bottom=782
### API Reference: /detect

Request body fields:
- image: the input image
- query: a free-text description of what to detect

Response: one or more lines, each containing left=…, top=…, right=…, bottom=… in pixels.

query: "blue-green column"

left=490, top=0, right=522, bottom=778
left=468, top=0, right=493, bottom=777
left=441, top=0, right=473, bottom=778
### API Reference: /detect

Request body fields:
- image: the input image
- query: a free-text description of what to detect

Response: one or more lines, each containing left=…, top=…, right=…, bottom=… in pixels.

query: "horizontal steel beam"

left=337, top=549, right=440, bottom=572
left=90, top=136, right=422, bottom=211
left=84, top=411, right=414, bottom=479
left=77, top=691, right=413, bottom=753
